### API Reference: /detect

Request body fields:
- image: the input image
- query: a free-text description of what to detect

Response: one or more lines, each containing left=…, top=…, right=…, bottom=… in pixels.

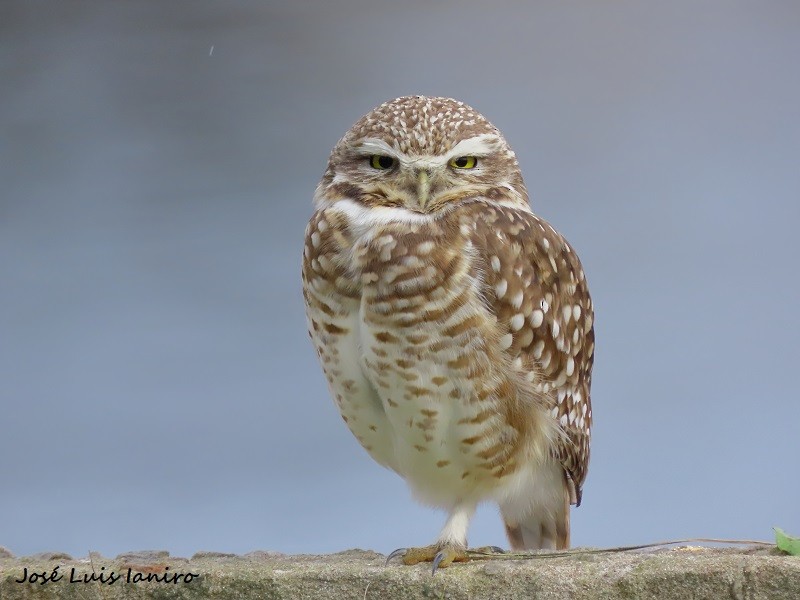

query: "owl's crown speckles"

left=346, top=96, right=502, bottom=156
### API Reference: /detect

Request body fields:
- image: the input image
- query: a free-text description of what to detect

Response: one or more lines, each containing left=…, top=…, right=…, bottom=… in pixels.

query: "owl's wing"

left=471, top=202, right=594, bottom=505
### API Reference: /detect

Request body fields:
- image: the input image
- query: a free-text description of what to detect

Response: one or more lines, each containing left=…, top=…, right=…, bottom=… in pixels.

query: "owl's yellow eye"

left=370, top=155, right=395, bottom=170
left=449, top=156, right=478, bottom=169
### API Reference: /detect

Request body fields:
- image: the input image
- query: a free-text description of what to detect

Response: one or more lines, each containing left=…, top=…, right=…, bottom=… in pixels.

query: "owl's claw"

left=385, top=547, right=407, bottom=565
left=431, top=551, right=447, bottom=575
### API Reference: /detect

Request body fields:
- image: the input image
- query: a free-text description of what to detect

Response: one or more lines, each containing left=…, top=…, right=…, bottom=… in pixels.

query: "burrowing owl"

left=302, top=96, right=594, bottom=569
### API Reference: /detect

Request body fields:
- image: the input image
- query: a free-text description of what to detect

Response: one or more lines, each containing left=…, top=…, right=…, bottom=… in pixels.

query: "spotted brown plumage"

left=302, top=96, right=594, bottom=567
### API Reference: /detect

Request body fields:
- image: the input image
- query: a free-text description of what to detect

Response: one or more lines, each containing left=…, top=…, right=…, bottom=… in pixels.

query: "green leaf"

left=774, top=527, right=800, bottom=556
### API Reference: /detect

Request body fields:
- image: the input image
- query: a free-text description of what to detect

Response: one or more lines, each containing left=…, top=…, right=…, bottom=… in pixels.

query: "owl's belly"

left=358, top=314, right=517, bottom=507
left=312, top=309, right=499, bottom=504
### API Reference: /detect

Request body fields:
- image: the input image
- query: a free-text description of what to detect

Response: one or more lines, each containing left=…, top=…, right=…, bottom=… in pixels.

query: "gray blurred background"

left=1, top=1, right=798, bottom=558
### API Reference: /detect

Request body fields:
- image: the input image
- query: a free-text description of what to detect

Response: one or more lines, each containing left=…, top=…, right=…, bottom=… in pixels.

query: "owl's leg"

left=386, top=503, right=475, bottom=573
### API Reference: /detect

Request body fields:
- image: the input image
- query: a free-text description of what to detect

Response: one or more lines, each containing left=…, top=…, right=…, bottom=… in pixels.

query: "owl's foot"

left=386, top=543, right=470, bottom=574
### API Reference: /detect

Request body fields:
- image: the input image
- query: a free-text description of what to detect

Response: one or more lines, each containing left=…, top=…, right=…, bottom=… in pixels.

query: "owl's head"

left=316, top=96, right=529, bottom=213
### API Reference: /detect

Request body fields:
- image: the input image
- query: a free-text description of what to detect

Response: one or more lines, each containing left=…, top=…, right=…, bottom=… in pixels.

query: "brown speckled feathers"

left=303, top=96, right=594, bottom=556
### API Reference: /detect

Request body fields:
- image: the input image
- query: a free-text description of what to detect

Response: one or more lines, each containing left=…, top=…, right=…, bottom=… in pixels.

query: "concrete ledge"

left=1, top=546, right=798, bottom=599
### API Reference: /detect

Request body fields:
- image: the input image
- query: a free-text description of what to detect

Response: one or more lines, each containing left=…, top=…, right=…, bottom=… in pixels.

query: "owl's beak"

left=416, top=170, right=431, bottom=210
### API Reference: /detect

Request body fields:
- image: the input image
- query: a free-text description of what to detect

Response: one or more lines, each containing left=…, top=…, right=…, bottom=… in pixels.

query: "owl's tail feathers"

left=500, top=469, right=572, bottom=551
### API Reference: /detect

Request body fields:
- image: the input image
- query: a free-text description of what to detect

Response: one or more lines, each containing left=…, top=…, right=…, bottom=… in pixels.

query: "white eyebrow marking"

left=354, top=138, right=400, bottom=158
left=445, top=134, right=499, bottom=159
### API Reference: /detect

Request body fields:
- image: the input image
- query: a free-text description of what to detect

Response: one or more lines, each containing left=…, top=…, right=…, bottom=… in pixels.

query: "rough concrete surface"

left=0, top=546, right=798, bottom=599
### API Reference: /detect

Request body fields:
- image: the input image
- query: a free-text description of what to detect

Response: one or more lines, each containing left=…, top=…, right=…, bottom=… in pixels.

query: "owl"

left=301, top=96, right=594, bottom=570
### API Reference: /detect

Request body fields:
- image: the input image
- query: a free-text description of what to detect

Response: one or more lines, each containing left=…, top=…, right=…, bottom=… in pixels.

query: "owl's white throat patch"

left=329, top=198, right=435, bottom=236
